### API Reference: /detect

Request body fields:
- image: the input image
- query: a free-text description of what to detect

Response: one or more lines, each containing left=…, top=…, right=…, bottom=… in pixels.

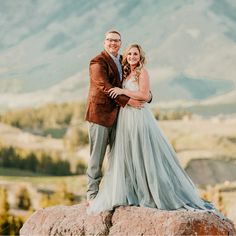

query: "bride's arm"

left=109, top=68, right=150, bottom=101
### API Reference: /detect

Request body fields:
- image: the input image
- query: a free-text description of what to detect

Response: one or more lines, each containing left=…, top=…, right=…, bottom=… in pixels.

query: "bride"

left=87, top=44, right=225, bottom=219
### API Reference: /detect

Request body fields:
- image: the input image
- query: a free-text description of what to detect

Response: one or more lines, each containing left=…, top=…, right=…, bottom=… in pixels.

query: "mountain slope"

left=0, top=0, right=236, bottom=110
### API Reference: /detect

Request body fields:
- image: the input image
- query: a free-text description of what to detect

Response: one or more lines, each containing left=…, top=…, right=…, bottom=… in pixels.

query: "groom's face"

left=104, top=33, right=121, bottom=56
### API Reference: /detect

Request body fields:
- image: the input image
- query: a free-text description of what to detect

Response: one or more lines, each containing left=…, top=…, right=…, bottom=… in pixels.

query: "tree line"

left=0, top=146, right=87, bottom=176
left=0, top=102, right=89, bottom=150
left=0, top=102, right=82, bottom=131
left=152, top=108, right=192, bottom=120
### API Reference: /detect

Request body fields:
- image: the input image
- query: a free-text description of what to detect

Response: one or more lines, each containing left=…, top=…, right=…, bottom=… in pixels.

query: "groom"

left=85, top=30, right=147, bottom=204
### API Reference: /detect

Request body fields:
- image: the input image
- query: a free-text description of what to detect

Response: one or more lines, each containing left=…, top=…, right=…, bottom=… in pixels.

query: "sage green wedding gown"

left=88, top=76, right=225, bottom=219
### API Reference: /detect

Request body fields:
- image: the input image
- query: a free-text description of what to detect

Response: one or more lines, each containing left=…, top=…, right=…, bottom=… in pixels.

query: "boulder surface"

left=20, top=203, right=236, bottom=236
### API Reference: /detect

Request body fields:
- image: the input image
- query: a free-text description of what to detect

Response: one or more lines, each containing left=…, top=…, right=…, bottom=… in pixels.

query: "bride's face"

left=127, top=47, right=140, bottom=67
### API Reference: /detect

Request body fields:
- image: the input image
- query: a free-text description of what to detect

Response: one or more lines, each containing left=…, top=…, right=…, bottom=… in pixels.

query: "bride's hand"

left=108, top=87, right=123, bottom=98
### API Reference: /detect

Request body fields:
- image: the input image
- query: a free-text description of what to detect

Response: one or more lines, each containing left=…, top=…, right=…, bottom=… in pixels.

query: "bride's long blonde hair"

left=122, top=44, right=146, bottom=80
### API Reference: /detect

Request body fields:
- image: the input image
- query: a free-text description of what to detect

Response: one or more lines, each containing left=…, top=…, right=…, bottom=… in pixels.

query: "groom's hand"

left=127, top=98, right=145, bottom=109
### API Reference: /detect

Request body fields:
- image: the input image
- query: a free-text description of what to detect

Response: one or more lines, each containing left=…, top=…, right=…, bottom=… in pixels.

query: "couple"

left=85, top=30, right=225, bottom=218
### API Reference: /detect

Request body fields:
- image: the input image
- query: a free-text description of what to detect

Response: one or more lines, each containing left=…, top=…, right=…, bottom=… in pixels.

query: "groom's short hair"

left=105, top=30, right=121, bottom=38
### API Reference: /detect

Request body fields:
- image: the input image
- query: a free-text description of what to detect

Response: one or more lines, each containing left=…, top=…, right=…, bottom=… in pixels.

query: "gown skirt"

left=87, top=78, right=225, bottom=219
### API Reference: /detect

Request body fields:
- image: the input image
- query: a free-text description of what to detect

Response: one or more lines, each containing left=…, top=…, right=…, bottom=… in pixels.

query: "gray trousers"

left=86, top=122, right=116, bottom=200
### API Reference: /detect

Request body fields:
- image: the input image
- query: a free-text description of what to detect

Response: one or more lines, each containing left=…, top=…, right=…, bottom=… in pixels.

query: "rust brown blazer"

left=85, top=50, right=130, bottom=127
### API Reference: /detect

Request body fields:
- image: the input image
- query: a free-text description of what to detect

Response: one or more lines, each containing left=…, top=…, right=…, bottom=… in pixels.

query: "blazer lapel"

left=102, top=50, right=122, bottom=86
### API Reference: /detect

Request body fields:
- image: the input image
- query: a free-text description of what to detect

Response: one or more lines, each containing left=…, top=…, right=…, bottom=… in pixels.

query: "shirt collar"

left=106, top=50, right=121, bottom=61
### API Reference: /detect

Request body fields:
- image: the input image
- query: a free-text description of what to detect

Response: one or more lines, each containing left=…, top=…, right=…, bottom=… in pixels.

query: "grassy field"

left=0, top=174, right=87, bottom=196
left=159, top=119, right=236, bottom=162
left=0, top=167, right=48, bottom=177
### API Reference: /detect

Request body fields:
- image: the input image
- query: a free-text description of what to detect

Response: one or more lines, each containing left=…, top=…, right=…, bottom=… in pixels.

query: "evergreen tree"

left=25, top=153, right=38, bottom=172
left=0, top=188, right=9, bottom=215
left=75, top=159, right=87, bottom=175
left=16, top=187, right=31, bottom=210
left=0, top=215, right=10, bottom=236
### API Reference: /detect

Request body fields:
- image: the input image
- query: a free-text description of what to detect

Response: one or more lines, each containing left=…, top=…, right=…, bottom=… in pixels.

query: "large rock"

left=20, top=203, right=236, bottom=236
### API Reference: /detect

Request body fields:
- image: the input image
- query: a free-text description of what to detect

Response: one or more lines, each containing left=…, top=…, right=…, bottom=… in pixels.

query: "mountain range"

left=0, top=0, right=236, bottom=111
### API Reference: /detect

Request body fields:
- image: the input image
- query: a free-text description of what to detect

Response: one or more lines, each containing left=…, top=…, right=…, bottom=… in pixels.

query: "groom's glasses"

left=106, top=38, right=121, bottom=43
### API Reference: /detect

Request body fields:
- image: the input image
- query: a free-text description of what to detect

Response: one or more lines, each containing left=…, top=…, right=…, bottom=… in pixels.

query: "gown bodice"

left=122, top=76, right=139, bottom=91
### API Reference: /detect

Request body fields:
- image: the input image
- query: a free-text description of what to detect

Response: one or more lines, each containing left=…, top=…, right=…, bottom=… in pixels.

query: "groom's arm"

left=90, top=58, right=130, bottom=107
left=127, top=92, right=152, bottom=108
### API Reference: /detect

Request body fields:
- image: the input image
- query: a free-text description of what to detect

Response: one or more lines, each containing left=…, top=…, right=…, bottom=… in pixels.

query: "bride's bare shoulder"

left=140, top=67, right=149, bottom=78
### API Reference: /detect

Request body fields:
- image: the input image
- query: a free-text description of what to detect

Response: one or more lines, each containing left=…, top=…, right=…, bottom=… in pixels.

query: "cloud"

left=0, top=0, right=63, bottom=48
left=0, top=67, right=10, bottom=75
left=44, top=32, right=71, bottom=50
left=185, top=28, right=201, bottom=38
